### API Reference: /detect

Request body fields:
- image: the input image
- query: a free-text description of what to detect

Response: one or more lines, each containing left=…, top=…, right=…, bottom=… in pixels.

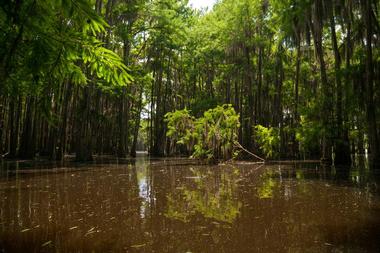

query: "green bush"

left=165, top=104, right=240, bottom=161
left=165, top=109, right=196, bottom=154
left=254, top=125, right=280, bottom=159
left=295, top=115, right=322, bottom=157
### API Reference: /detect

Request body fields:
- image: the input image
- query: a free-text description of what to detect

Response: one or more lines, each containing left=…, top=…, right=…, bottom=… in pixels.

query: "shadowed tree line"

left=0, top=0, right=379, bottom=167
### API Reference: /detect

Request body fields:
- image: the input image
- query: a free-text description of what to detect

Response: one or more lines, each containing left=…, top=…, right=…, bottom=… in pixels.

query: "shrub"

left=165, top=109, right=196, bottom=154
left=254, top=125, right=280, bottom=159
left=165, top=105, right=240, bottom=161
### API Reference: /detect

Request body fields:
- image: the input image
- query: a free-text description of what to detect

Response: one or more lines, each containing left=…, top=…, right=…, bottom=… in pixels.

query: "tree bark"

left=362, top=0, right=379, bottom=166
left=310, top=0, right=332, bottom=162
left=330, top=13, right=351, bottom=165
left=75, top=86, right=93, bottom=161
left=131, top=89, right=143, bottom=157
left=117, top=89, right=127, bottom=158
left=19, top=96, right=36, bottom=159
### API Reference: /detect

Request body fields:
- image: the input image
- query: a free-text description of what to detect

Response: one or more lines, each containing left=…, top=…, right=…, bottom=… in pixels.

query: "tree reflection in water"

left=0, top=158, right=379, bottom=252
left=165, top=167, right=242, bottom=223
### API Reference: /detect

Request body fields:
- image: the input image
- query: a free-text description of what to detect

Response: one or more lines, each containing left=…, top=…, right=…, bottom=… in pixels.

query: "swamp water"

left=0, top=157, right=379, bottom=252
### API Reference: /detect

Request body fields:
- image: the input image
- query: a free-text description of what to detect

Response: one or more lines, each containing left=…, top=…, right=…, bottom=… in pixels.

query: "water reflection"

left=0, top=158, right=379, bottom=252
left=166, top=167, right=242, bottom=223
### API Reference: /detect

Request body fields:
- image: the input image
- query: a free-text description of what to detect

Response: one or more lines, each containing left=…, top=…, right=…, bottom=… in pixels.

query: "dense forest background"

left=0, top=0, right=379, bottom=166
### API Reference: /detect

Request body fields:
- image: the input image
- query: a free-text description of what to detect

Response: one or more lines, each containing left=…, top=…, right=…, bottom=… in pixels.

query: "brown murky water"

left=0, top=157, right=380, bottom=252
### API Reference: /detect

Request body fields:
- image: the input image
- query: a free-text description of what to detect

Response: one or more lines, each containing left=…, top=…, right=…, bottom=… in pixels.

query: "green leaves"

left=71, top=65, right=87, bottom=85
left=0, top=0, right=132, bottom=97
left=83, top=46, right=133, bottom=87
left=254, top=125, right=280, bottom=159
left=165, top=108, right=196, bottom=152
left=295, top=115, right=323, bottom=155
left=165, top=105, right=240, bottom=161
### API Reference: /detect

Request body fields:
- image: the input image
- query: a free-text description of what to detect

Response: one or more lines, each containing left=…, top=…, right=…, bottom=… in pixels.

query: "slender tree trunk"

left=362, top=0, right=379, bottom=165
left=244, top=45, right=253, bottom=151
left=330, top=14, right=351, bottom=165
left=293, top=35, right=301, bottom=157
left=150, top=69, right=156, bottom=154
left=75, top=86, right=93, bottom=161
left=343, top=3, right=353, bottom=158
left=19, top=96, right=36, bottom=159
left=0, top=97, right=4, bottom=154
left=277, top=53, right=285, bottom=158
left=8, top=96, right=21, bottom=158
left=56, top=81, right=73, bottom=160
left=226, top=78, right=231, bottom=104
left=257, top=47, right=263, bottom=125
left=311, top=0, right=332, bottom=162
left=153, top=57, right=164, bottom=156
left=48, top=83, right=64, bottom=160
left=294, top=37, right=300, bottom=123
left=130, top=89, right=143, bottom=157
left=117, top=89, right=126, bottom=158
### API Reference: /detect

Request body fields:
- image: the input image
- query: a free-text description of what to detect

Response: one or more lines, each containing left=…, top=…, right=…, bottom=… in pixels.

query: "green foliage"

left=254, top=125, right=280, bottom=159
left=189, top=95, right=219, bottom=117
left=1, top=0, right=378, bottom=163
left=0, top=0, right=132, bottom=96
left=295, top=116, right=323, bottom=157
left=82, top=46, right=132, bottom=88
left=165, top=109, right=196, bottom=153
left=165, top=105, right=240, bottom=161
left=193, top=105, right=240, bottom=160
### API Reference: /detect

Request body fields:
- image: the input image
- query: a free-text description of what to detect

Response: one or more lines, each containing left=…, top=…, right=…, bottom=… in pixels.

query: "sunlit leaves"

left=165, top=109, right=196, bottom=152
left=83, top=46, right=133, bottom=87
left=71, top=65, right=87, bottom=85
left=295, top=115, right=323, bottom=155
left=254, top=125, right=280, bottom=159
left=0, top=0, right=133, bottom=98
left=165, top=105, right=240, bottom=160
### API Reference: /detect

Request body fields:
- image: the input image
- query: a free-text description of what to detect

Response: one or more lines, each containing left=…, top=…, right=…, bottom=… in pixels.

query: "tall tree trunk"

left=362, top=0, right=379, bottom=165
left=343, top=2, right=353, bottom=159
left=117, top=89, right=127, bottom=158
left=0, top=97, right=5, bottom=154
left=153, top=58, right=164, bottom=156
left=149, top=68, right=156, bottom=154
left=19, top=96, right=36, bottom=159
left=56, top=81, right=73, bottom=160
left=275, top=51, right=285, bottom=158
left=293, top=34, right=301, bottom=157
left=330, top=13, right=351, bottom=165
left=7, top=96, right=21, bottom=158
left=310, top=0, right=332, bottom=162
left=244, top=45, right=253, bottom=151
left=131, top=89, right=143, bottom=157
left=75, top=86, right=93, bottom=161
left=257, top=47, right=263, bottom=125
left=226, top=78, right=231, bottom=104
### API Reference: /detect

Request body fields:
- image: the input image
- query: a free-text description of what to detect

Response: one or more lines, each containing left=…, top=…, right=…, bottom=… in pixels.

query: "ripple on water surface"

left=0, top=158, right=379, bottom=252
